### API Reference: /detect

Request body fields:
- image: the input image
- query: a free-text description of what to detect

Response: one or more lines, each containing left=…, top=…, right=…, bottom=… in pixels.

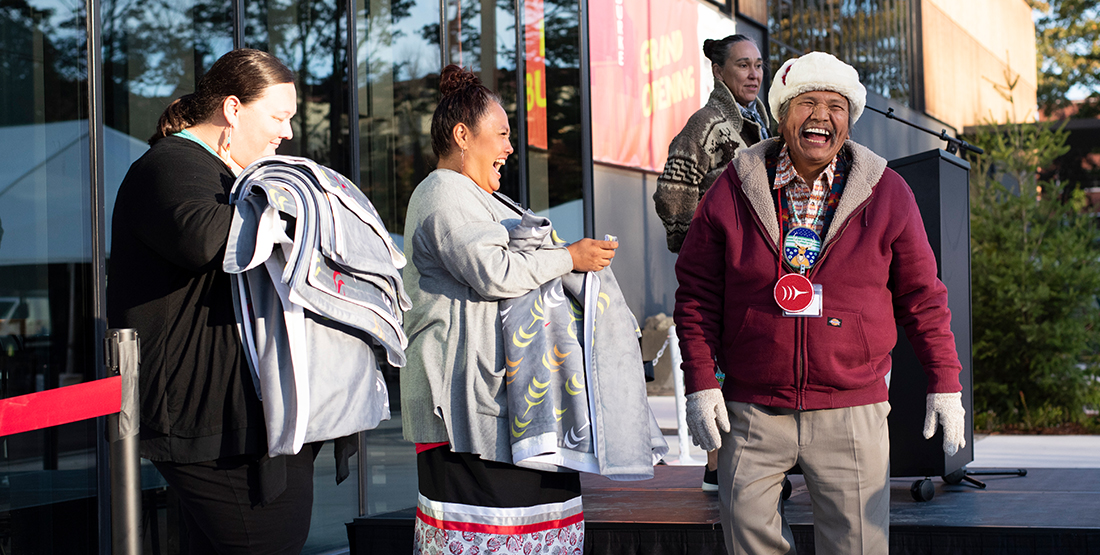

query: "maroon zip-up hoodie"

left=674, top=139, right=962, bottom=410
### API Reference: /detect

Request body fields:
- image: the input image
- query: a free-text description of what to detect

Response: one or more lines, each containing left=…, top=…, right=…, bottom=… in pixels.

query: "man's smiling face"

left=779, top=90, right=850, bottom=179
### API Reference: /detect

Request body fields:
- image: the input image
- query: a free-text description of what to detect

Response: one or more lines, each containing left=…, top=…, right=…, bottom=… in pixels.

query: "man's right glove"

left=685, top=389, right=730, bottom=451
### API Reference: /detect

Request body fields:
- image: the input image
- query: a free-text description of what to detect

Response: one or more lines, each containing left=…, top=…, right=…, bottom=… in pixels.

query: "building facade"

left=0, top=0, right=1033, bottom=552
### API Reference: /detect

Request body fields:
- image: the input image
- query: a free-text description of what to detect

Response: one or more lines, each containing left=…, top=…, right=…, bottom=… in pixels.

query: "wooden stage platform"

left=347, top=465, right=1100, bottom=554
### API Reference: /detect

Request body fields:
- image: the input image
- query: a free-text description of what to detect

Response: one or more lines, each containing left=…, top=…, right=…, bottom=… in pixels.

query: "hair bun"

left=702, top=39, right=718, bottom=58
left=439, top=64, right=482, bottom=97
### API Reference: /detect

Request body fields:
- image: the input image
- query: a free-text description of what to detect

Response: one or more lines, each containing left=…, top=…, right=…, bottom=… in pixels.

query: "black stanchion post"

left=106, top=328, right=141, bottom=555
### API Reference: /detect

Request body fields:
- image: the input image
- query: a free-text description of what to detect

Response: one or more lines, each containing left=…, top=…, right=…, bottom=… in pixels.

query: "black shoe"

left=702, top=467, right=719, bottom=492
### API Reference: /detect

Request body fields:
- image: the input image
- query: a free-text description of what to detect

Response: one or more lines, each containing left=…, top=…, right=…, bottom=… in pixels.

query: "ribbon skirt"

left=414, top=446, right=584, bottom=554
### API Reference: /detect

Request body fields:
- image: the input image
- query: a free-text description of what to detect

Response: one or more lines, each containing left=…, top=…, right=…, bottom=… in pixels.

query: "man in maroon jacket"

left=674, top=52, right=966, bottom=554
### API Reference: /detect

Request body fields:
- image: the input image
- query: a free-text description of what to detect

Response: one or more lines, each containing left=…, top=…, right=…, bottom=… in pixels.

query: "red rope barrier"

left=0, top=376, right=121, bottom=436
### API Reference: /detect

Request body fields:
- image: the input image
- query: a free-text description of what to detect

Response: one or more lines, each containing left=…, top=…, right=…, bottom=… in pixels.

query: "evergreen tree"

left=968, top=92, right=1100, bottom=430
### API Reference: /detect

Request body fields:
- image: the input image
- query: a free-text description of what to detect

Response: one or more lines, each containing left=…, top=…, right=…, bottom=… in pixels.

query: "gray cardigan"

left=401, top=169, right=574, bottom=462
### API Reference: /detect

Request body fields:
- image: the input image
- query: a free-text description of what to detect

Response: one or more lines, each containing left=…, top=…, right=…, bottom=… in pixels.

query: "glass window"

left=0, top=0, right=99, bottom=551
left=246, top=0, right=352, bottom=174
left=353, top=0, right=444, bottom=518
left=525, top=0, right=583, bottom=241
left=101, top=0, right=233, bottom=252
left=444, top=0, right=522, bottom=203
left=356, top=0, right=440, bottom=240
left=769, top=0, right=913, bottom=106
left=246, top=2, right=359, bottom=551
left=356, top=0, right=521, bottom=239
left=100, top=1, right=233, bottom=552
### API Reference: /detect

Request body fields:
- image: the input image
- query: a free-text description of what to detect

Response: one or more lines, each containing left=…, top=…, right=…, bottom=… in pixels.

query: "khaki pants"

left=717, top=401, right=891, bottom=555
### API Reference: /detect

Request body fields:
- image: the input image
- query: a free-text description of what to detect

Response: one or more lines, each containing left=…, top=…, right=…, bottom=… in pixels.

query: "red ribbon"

left=0, top=376, right=121, bottom=436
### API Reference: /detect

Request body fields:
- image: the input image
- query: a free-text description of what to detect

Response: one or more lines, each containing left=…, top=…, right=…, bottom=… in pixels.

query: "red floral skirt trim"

left=413, top=515, right=584, bottom=555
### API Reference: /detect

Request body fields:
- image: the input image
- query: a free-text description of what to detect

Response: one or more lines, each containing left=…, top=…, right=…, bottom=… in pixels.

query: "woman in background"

left=107, top=49, right=318, bottom=554
left=401, top=65, right=616, bottom=554
left=653, top=34, right=769, bottom=491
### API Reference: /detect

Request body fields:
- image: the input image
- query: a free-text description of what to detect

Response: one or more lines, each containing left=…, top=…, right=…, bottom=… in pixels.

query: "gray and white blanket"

left=224, top=155, right=406, bottom=458
left=500, top=211, right=668, bottom=480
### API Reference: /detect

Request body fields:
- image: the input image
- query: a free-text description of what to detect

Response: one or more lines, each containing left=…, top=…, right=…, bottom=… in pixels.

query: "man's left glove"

left=923, top=391, right=966, bottom=456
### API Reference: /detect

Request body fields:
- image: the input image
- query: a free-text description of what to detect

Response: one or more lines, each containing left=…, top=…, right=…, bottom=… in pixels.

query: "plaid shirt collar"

left=772, top=144, right=840, bottom=192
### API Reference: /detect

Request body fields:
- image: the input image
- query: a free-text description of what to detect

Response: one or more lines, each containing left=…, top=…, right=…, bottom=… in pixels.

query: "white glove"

left=923, top=391, right=966, bottom=456
left=686, top=389, right=730, bottom=451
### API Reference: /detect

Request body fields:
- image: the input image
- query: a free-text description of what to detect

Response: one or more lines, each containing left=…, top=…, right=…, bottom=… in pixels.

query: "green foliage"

left=1029, top=0, right=1100, bottom=117
left=967, top=94, right=1100, bottom=429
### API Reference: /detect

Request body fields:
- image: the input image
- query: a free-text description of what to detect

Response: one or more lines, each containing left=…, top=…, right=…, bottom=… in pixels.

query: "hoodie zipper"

left=736, top=181, right=877, bottom=410
left=796, top=195, right=876, bottom=409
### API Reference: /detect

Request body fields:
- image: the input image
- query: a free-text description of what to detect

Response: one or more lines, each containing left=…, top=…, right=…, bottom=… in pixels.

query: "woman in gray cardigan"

left=401, top=65, right=616, bottom=554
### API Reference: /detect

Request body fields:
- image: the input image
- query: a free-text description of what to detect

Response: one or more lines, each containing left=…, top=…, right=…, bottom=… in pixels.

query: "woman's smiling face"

left=463, top=102, right=514, bottom=193
left=229, top=82, right=297, bottom=167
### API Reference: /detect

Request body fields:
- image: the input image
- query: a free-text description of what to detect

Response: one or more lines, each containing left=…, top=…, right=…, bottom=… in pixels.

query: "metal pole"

left=85, top=0, right=112, bottom=549
left=514, top=0, right=529, bottom=209
left=346, top=0, right=361, bottom=186
left=578, top=0, right=594, bottom=238
left=106, top=329, right=141, bottom=555
left=233, top=0, right=246, bottom=49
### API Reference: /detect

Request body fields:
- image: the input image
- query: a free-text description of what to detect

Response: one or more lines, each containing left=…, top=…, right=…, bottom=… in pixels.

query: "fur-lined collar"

left=731, top=138, right=888, bottom=246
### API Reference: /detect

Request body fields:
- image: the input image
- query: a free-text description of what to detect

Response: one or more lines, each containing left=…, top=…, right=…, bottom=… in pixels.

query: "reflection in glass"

left=354, top=0, right=438, bottom=518
left=102, top=0, right=233, bottom=144
left=526, top=0, right=583, bottom=241
left=0, top=0, right=98, bottom=551
left=357, top=0, right=520, bottom=238
left=356, top=0, right=437, bottom=237
left=101, top=0, right=234, bottom=258
left=442, top=0, right=521, bottom=204
left=247, top=0, right=351, bottom=174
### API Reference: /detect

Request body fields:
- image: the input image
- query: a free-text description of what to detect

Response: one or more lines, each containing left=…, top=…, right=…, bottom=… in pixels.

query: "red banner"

left=525, top=0, right=549, bottom=150
left=589, top=0, right=701, bottom=172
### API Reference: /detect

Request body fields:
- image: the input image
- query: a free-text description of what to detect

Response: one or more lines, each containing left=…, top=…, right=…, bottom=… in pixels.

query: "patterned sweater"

left=653, top=78, right=770, bottom=252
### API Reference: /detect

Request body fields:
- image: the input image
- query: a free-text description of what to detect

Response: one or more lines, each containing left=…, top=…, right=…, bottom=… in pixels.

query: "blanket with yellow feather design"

left=499, top=212, right=668, bottom=480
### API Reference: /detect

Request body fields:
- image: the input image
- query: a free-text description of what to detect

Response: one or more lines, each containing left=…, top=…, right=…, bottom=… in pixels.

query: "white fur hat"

left=768, top=52, right=866, bottom=125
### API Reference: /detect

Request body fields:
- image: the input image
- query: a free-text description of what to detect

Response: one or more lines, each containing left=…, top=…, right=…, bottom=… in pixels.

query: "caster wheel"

left=781, top=477, right=793, bottom=500
left=942, top=468, right=966, bottom=485
left=910, top=478, right=935, bottom=502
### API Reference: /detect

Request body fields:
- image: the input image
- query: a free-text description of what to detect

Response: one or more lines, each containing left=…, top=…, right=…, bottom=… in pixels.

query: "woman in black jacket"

left=107, top=48, right=314, bottom=555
